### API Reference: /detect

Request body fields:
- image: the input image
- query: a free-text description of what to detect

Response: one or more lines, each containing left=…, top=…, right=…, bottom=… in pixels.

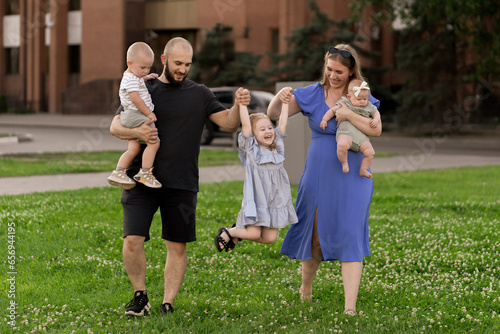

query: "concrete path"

left=2, top=154, right=500, bottom=196
left=1, top=113, right=499, bottom=195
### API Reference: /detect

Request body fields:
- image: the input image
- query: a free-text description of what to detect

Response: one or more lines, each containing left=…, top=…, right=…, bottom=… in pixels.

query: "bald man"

left=110, top=37, right=250, bottom=315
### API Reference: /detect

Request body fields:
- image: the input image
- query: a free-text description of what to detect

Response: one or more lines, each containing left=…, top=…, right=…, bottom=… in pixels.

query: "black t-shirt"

left=124, top=78, right=226, bottom=192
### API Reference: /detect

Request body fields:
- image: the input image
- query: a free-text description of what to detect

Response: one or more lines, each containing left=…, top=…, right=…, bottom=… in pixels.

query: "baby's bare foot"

left=342, top=163, right=349, bottom=174
left=359, top=169, right=372, bottom=179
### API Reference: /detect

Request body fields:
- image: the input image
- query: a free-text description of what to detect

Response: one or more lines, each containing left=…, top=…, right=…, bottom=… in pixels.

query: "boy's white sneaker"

left=107, top=169, right=136, bottom=190
left=133, top=168, right=162, bottom=189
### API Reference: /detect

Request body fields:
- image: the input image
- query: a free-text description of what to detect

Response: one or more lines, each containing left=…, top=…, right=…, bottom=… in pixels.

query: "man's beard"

left=164, top=62, right=187, bottom=87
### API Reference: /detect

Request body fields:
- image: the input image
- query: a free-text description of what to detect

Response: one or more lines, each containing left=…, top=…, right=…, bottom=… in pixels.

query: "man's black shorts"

left=120, top=186, right=197, bottom=242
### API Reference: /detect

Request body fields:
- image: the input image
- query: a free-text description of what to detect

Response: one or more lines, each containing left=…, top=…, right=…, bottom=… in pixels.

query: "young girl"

left=214, top=99, right=298, bottom=252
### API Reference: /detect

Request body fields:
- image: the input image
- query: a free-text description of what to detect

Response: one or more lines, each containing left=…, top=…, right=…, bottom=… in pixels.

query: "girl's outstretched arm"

left=240, top=103, right=252, bottom=136
left=278, top=102, right=289, bottom=135
left=267, top=87, right=300, bottom=121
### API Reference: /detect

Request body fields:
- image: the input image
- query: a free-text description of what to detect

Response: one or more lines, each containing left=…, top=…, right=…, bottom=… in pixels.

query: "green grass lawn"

left=1, top=166, right=499, bottom=333
left=0, top=149, right=242, bottom=177
left=0, top=150, right=392, bottom=178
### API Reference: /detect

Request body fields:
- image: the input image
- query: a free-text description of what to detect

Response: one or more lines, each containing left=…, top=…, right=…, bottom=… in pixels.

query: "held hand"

left=370, top=118, right=379, bottom=128
left=279, top=87, right=293, bottom=104
left=235, top=88, right=251, bottom=107
left=138, top=119, right=159, bottom=144
left=319, top=120, right=328, bottom=130
left=148, top=112, right=157, bottom=122
left=143, top=73, right=159, bottom=81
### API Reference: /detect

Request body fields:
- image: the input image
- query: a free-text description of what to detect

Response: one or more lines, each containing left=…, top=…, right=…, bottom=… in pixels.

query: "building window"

left=68, top=45, right=80, bottom=73
left=6, top=0, right=20, bottom=15
left=270, top=28, right=279, bottom=54
left=69, top=0, right=80, bottom=11
left=5, top=48, right=20, bottom=74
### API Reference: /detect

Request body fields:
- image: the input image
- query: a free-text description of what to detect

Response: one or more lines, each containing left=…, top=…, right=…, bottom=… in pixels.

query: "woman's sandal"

left=214, top=227, right=236, bottom=252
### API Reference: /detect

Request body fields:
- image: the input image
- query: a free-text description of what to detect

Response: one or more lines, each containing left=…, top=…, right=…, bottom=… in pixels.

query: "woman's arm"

left=267, top=87, right=301, bottom=121
left=336, top=102, right=382, bottom=136
left=370, top=110, right=381, bottom=128
left=109, top=115, right=158, bottom=144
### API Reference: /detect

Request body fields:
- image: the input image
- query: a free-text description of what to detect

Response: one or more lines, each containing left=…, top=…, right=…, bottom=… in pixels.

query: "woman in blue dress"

left=267, top=44, right=382, bottom=315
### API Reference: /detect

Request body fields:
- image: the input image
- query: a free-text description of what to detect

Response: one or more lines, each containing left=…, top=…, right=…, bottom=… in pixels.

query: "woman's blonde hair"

left=320, top=44, right=363, bottom=92
left=249, top=113, right=278, bottom=150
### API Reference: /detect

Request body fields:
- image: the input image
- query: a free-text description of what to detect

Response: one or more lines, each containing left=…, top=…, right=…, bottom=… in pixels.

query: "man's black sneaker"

left=160, top=302, right=174, bottom=313
left=125, top=291, right=151, bottom=316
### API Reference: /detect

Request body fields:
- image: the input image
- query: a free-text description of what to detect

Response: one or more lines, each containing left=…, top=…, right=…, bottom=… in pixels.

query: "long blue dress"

left=280, top=83, right=380, bottom=262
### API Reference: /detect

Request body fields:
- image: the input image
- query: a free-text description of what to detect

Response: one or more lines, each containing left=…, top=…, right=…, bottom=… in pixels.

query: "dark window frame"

left=5, top=47, right=20, bottom=74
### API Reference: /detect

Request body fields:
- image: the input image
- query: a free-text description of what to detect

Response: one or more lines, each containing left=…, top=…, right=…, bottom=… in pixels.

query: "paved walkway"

left=1, top=113, right=499, bottom=195
left=0, top=114, right=246, bottom=195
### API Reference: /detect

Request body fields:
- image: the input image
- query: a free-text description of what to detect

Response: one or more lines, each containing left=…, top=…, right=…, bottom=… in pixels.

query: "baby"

left=320, top=79, right=381, bottom=179
left=107, top=42, right=161, bottom=189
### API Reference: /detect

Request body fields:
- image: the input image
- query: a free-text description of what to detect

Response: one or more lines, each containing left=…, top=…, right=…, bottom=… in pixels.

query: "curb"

left=0, top=133, right=33, bottom=145
left=0, top=114, right=112, bottom=130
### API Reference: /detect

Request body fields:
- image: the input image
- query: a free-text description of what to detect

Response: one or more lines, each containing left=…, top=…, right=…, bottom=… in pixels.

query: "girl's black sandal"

left=215, top=227, right=236, bottom=252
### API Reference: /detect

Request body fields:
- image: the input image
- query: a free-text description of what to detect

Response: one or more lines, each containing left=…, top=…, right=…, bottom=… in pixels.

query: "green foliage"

left=265, top=0, right=360, bottom=84
left=190, top=24, right=262, bottom=87
left=394, top=25, right=459, bottom=125
left=1, top=166, right=499, bottom=333
left=264, top=0, right=388, bottom=106
left=349, top=0, right=500, bottom=126
left=0, top=94, right=34, bottom=114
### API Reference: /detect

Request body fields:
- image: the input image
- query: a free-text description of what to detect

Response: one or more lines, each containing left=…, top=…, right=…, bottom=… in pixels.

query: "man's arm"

left=209, top=87, right=251, bottom=133
left=109, top=114, right=158, bottom=144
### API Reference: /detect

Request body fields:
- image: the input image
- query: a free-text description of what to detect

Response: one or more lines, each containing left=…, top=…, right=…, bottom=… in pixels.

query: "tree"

left=190, top=24, right=262, bottom=87
left=349, top=0, right=500, bottom=127
left=266, top=0, right=361, bottom=83
left=263, top=0, right=388, bottom=102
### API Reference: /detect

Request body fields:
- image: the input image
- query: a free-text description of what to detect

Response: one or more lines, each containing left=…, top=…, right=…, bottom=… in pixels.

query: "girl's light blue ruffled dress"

left=236, top=128, right=298, bottom=228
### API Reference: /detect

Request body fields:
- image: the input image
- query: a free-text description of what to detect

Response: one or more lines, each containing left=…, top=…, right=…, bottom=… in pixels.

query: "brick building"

left=0, top=0, right=398, bottom=115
